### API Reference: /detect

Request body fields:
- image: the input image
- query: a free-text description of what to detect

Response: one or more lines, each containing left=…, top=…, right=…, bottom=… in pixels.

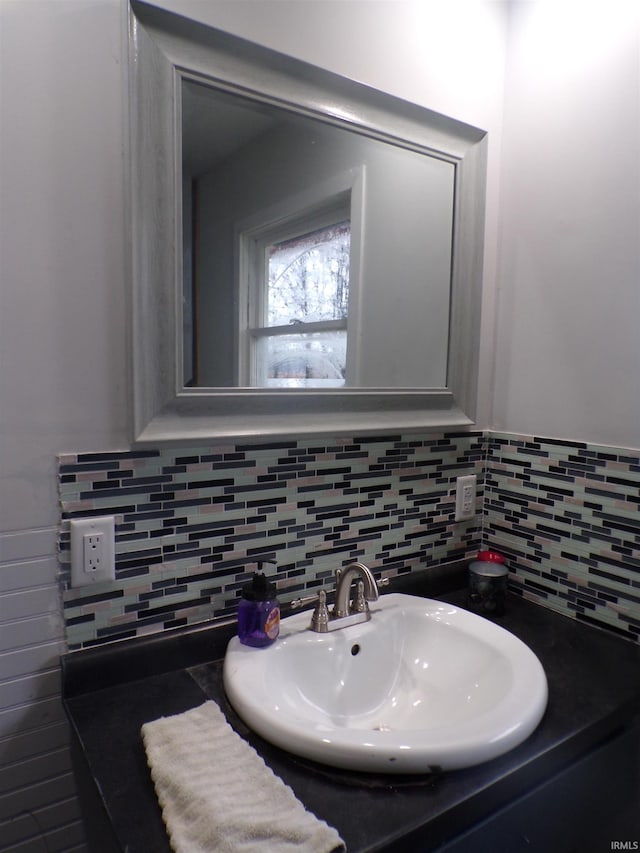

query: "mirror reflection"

left=181, top=79, right=455, bottom=390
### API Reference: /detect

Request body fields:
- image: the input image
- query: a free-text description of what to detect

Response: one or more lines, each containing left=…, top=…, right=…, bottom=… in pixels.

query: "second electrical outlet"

left=455, top=474, right=477, bottom=521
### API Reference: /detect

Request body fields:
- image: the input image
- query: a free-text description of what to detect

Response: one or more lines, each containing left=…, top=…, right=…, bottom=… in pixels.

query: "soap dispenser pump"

left=237, top=563, right=280, bottom=648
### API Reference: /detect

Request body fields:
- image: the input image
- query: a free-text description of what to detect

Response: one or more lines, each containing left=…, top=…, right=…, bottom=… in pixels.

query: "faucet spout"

left=333, top=562, right=378, bottom=619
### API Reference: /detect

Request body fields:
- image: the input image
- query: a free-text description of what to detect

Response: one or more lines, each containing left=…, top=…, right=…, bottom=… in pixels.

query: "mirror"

left=129, top=0, right=487, bottom=444
left=182, top=79, right=454, bottom=391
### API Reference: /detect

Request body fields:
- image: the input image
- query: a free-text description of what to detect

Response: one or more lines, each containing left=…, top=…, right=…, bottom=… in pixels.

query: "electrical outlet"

left=84, top=532, right=105, bottom=571
left=70, top=516, right=116, bottom=587
left=455, top=474, right=477, bottom=521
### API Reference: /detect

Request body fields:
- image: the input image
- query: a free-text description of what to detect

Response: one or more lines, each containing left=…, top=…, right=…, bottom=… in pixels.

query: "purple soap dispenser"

left=237, top=565, right=280, bottom=648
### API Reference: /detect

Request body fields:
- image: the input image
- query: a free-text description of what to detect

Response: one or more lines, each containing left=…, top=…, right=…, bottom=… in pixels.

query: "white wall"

left=0, top=2, right=506, bottom=846
left=493, top=0, right=640, bottom=449
left=1, top=0, right=130, bottom=534
left=1, top=2, right=127, bottom=847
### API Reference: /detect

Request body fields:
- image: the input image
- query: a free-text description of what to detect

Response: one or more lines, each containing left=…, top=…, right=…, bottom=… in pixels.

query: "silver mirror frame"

left=128, top=0, right=488, bottom=445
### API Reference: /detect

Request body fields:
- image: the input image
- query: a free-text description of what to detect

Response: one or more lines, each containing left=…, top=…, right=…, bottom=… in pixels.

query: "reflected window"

left=245, top=209, right=351, bottom=388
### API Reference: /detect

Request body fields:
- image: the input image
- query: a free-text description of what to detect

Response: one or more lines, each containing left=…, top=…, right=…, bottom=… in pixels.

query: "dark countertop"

left=62, top=569, right=640, bottom=852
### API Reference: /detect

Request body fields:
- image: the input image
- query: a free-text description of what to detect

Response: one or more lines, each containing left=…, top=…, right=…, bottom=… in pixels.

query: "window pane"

left=257, top=331, right=347, bottom=388
left=267, top=222, right=350, bottom=327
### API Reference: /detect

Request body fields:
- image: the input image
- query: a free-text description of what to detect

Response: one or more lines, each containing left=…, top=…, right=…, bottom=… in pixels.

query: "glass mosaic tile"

left=59, top=432, right=484, bottom=649
left=486, top=433, right=640, bottom=641
left=59, top=430, right=640, bottom=648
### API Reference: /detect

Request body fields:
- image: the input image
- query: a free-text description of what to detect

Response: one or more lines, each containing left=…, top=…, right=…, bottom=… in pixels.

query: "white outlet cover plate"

left=70, top=516, right=116, bottom=587
left=455, top=474, right=477, bottom=521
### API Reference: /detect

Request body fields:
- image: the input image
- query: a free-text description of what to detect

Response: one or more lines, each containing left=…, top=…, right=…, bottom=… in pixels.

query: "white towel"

left=141, top=701, right=346, bottom=853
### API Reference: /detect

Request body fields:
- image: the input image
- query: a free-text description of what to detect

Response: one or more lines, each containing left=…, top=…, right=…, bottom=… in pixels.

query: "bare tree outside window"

left=267, top=222, right=350, bottom=326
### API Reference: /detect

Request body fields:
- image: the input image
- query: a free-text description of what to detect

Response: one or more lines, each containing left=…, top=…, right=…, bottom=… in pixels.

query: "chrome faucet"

left=290, top=562, right=381, bottom=632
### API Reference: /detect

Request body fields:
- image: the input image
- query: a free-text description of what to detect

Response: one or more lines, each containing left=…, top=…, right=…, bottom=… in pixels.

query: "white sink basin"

left=223, top=593, right=548, bottom=773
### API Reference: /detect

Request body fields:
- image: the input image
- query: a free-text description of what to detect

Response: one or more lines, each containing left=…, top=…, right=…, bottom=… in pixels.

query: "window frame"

left=242, top=204, right=351, bottom=387
left=235, top=170, right=365, bottom=388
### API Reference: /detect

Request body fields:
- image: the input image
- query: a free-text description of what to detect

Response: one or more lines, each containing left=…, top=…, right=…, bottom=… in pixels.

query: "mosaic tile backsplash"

left=59, top=430, right=640, bottom=649
left=485, top=433, right=640, bottom=642
left=59, top=432, right=484, bottom=650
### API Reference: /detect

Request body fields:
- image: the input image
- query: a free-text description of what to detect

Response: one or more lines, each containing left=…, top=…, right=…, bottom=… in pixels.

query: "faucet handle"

left=310, top=589, right=330, bottom=633
left=351, top=579, right=370, bottom=614
left=290, top=592, right=321, bottom=609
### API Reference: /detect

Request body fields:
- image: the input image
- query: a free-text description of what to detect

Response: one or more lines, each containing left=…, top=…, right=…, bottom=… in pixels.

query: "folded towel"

left=141, top=701, right=345, bottom=853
